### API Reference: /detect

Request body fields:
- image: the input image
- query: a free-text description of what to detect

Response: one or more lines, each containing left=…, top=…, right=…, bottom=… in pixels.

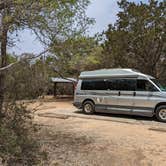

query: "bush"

left=6, top=61, right=50, bottom=100
left=0, top=103, right=47, bottom=166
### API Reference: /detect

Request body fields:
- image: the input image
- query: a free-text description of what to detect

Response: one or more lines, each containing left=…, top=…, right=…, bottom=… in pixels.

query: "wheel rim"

left=159, top=109, right=166, bottom=120
left=84, top=104, right=92, bottom=113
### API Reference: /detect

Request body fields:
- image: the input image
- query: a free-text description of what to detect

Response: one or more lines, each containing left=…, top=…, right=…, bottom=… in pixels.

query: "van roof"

left=79, top=68, right=154, bottom=79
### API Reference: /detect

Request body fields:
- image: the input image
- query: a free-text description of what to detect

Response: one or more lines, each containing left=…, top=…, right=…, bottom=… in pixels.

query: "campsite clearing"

left=28, top=98, right=166, bottom=166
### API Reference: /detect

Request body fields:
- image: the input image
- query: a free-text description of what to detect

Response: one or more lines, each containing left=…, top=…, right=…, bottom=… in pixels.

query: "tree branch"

left=53, top=68, right=77, bottom=85
left=0, top=48, right=51, bottom=72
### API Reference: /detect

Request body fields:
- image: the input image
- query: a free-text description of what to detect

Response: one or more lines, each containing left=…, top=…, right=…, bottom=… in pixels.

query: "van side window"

left=107, top=79, right=117, bottom=90
left=81, top=80, right=107, bottom=90
left=108, top=79, right=136, bottom=91
left=137, top=80, right=158, bottom=91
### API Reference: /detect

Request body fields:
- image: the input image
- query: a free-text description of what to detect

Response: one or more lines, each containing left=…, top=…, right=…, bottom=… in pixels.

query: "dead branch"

left=0, top=48, right=51, bottom=72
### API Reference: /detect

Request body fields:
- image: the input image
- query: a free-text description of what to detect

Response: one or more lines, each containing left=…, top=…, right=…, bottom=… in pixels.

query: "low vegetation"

left=0, top=103, right=47, bottom=165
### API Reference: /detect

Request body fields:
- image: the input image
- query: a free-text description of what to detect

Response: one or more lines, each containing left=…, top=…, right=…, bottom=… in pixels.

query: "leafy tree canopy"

left=103, top=0, right=166, bottom=77
left=50, top=36, right=103, bottom=77
left=0, top=0, right=93, bottom=46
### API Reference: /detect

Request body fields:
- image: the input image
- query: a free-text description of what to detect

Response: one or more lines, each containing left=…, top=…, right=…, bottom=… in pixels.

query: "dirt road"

left=29, top=99, right=166, bottom=166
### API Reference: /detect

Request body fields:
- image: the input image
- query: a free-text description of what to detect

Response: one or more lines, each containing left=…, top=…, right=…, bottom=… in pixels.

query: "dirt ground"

left=28, top=97, right=166, bottom=166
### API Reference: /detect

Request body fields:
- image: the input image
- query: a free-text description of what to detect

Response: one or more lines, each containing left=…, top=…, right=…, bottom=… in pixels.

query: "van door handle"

left=118, top=91, right=121, bottom=96
left=133, top=92, right=136, bottom=96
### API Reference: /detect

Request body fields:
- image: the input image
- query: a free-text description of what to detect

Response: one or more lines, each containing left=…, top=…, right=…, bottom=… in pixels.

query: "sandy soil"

left=27, top=98, right=166, bottom=166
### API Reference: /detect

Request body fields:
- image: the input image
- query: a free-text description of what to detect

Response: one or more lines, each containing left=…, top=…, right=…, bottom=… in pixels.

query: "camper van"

left=73, top=69, right=166, bottom=122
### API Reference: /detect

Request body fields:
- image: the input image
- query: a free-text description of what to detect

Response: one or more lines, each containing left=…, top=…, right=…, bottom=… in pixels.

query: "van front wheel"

left=83, top=101, right=95, bottom=114
left=156, top=106, right=166, bottom=122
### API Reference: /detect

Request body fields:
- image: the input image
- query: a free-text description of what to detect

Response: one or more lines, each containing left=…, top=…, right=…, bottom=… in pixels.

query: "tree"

left=0, top=1, right=93, bottom=164
left=0, top=0, right=93, bottom=111
left=50, top=36, right=103, bottom=77
left=103, top=0, right=166, bottom=78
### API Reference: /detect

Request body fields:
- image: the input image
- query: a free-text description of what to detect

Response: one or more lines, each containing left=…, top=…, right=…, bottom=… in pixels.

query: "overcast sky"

left=9, top=0, right=149, bottom=55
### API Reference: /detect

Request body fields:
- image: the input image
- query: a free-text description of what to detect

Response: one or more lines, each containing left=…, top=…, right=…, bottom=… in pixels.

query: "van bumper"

left=73, top=102, right=82, bottom=109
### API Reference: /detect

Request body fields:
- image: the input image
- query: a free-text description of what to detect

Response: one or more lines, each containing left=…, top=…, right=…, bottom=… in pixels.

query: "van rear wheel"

left=156, top=106, right=166, bottom=122
left=83, top=101, right=95, bottom=114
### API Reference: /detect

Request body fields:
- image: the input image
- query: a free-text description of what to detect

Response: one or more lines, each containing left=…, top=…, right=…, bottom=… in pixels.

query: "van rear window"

left=81, top=80, right=107, bottom=90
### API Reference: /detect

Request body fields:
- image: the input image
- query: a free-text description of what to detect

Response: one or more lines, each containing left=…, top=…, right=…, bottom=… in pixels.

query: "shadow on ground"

left=74, top=110, right=157, bottom=122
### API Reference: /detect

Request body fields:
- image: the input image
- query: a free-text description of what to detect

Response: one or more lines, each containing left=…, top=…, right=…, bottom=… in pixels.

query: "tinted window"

left=137, top=80, right=158, bottom=91
left=81, top=80, right=107, bottom=90
left=108, top=79, right=136, bottom=91
left=107, top=79, right=117, bottom=90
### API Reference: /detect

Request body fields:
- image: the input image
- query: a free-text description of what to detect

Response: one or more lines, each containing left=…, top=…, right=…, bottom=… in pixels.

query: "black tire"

left=155, top=105, right=166, bottom=122
left=82, top=101, right=95, bottom=114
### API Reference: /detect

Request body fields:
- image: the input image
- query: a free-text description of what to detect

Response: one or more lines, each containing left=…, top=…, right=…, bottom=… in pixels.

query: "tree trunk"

left=0, top=23, right=8, bottom=113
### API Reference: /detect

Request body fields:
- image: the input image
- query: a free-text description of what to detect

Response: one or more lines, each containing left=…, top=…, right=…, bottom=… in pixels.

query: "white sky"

left=9, top=0, right=148, bottom=55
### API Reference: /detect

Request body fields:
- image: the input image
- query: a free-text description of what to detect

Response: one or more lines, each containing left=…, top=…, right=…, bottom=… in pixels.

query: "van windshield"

left=151, top=79, right=166, bottom=91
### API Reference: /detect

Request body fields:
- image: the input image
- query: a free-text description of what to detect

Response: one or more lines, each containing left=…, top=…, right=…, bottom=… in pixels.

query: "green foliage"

left=103, top=0, right=166, bottom=78
left=0, top=0, right=93, bottom=45
left=0, top=0, right=94, bottom=99
left=6, top=58, right=51, bottom=100
left=51, top=36, right=103, bottom=77
left=7, top=54, right=17, bottom=63
left=0, top=103, right=46, bottom=165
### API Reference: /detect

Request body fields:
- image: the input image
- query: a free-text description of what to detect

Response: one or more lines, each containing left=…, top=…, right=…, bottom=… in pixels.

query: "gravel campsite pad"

left=28, top=99, right=166, bottom=166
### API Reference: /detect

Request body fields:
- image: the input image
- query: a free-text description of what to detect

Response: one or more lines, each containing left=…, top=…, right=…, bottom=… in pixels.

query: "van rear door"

left=81, top=79, right=108, bottom=110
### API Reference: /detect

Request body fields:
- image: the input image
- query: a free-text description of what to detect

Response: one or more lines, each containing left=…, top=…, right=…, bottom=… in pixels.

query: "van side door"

left=105, top=79, right=119, bottom=112
left=106, top=78, right=136, bottom=114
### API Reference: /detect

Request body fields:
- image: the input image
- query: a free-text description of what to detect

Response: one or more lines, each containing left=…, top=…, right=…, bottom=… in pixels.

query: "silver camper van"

left=73, top=69, right=166, bottom=122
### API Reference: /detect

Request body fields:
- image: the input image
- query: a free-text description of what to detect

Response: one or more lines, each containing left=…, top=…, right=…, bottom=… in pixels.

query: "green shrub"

left=0, top=103, right=47, bottom=166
